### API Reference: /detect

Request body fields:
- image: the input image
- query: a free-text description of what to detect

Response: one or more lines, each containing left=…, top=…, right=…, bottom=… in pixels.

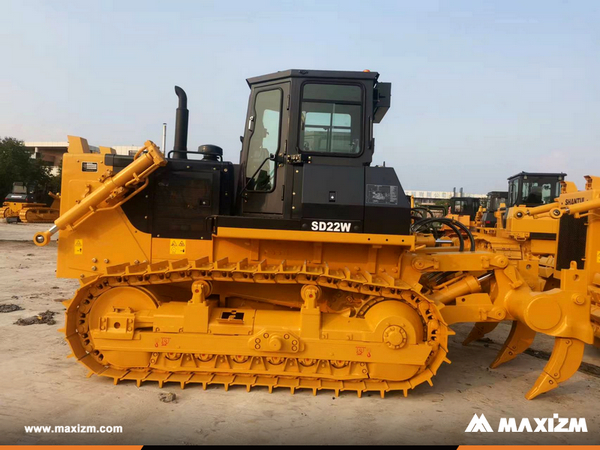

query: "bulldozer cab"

left=239, top=70, right=391, bottom=218
left=507, top=172, right=566, bottom=207
left=486, top=191, right=508, bottom=212
left=481, top=190, right=508, bottom=227
left=5, top=182, right=37, bottom=203
left=449, top=196, right=482, bottom=221
left=12, top=182, right=28, bottom=194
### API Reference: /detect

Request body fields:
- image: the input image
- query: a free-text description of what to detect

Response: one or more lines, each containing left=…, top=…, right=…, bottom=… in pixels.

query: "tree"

left=0, top=137, right=60, bottom=200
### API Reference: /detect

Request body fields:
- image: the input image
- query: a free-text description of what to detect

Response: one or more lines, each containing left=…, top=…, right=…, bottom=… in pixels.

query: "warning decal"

left=74, top=239, right=83, bottom=255
left=170, top=239, right=186, bottom=255
left=366, top=184, right=399, bottom=205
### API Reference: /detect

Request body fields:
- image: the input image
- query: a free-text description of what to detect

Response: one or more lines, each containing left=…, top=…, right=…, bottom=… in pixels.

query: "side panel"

left=506, top=212, right=560, bottom=235
left=364, top=167, right=411, bottom=235
left=113, top=156, right=234, bottom=240
left=301, top=164, right=364, bottom=226
left=57, top=153, right=152, bottom=278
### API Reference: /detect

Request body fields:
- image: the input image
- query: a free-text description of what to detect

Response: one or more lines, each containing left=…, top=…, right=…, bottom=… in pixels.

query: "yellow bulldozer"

left=34, top=70, right=598, bottom=399
left=469, top=172, right=570, bottom=291
left=1, top=181, right=60, bottom=223
left=462, top=176, right=600, bottom=348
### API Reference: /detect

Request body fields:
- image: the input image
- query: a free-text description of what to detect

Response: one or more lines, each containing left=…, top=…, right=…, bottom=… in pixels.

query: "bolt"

left=104, top=259, right=109, bottom=263
left=92, top=258, right=97, bottom=263
left=516, top=211, right=523, bottom=218
left=134, top=260, right=140, bottom=264
left=91, top=266, right=97, bottom=271
left=552, top=209, right=561, bottom=217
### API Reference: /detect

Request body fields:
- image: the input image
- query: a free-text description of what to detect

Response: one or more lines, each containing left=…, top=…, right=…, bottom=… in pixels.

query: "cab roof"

left=507, top=171, right=567, bottom=180
left=247, top=69, right=380, bottom=86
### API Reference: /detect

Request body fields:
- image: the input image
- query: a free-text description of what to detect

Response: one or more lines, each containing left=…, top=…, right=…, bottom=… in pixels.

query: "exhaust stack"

left=172, top=86, right=189, bottom=159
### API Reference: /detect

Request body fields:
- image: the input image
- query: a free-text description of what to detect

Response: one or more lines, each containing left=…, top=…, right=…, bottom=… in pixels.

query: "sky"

left=1, top=0, right=599, bottom=193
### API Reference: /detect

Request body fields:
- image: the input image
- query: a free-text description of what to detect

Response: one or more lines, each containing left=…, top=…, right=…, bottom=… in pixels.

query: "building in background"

left=24, top=142, right=140, bottom=176
left=405, top=190, right=486, bottom=205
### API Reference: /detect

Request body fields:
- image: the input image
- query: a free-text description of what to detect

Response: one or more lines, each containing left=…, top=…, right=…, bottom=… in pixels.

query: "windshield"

left=508, top=176, right=562, bottom=206
left=489, top=195, right=507, bottom=211
left=12, top=183, right=27, bottom=194
left=521, top=180, right=560, bottom=205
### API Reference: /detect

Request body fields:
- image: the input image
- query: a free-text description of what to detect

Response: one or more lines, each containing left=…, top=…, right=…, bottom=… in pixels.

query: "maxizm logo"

left=465, top=414, right=587, bottom=433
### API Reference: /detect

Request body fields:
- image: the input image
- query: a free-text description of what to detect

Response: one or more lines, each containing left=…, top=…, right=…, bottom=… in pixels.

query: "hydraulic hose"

left=413, top=217, right=475, bottom=252
left=413, top=218, right=465, bottom=252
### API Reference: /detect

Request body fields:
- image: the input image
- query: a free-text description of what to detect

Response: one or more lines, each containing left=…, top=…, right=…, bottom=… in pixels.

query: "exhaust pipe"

left=172, top=86, right=189, bottom=160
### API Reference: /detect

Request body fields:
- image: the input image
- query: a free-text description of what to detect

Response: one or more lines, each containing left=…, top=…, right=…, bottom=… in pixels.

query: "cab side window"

left=300, top=84, right=363, bottom=155
left=246, top=89, right=282, bottom=191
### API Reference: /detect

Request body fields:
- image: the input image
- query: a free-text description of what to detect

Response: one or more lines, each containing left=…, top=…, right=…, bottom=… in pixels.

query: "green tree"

left=0, top=137, right=60, bottom=199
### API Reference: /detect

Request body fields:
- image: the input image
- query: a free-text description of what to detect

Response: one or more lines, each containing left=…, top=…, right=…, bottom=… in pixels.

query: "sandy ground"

left=0, top=222, right=599, bottom=445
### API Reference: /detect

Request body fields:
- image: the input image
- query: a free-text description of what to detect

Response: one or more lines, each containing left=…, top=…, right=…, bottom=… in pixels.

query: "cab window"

left=300, top=83, right=362, bottom=155
left=521, top=181, right=559, bottom=205
left=490, top=196, right=507, bottom=211
left=246, top=89, right=282, bottom=191
left=508, top=179, right=520, bottom=206
left=12, top=183, right=27, bottom=194
left=453, top=200, right=465, bottom=213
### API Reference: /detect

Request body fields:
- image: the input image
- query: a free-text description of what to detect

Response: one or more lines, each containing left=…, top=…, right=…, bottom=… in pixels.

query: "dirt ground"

left=0, top=222, right=598, bottom=445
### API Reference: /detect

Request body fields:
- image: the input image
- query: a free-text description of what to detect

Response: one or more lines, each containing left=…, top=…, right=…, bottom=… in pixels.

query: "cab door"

left=241, top=82, right=289, bottom=215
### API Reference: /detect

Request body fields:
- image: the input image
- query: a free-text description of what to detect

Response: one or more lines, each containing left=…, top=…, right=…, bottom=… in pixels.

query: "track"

left=63, top=257, right=451, bottom=397
left=0, top=206, right=8, bottom=219
left=19, top=207, right=59, bottom=223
